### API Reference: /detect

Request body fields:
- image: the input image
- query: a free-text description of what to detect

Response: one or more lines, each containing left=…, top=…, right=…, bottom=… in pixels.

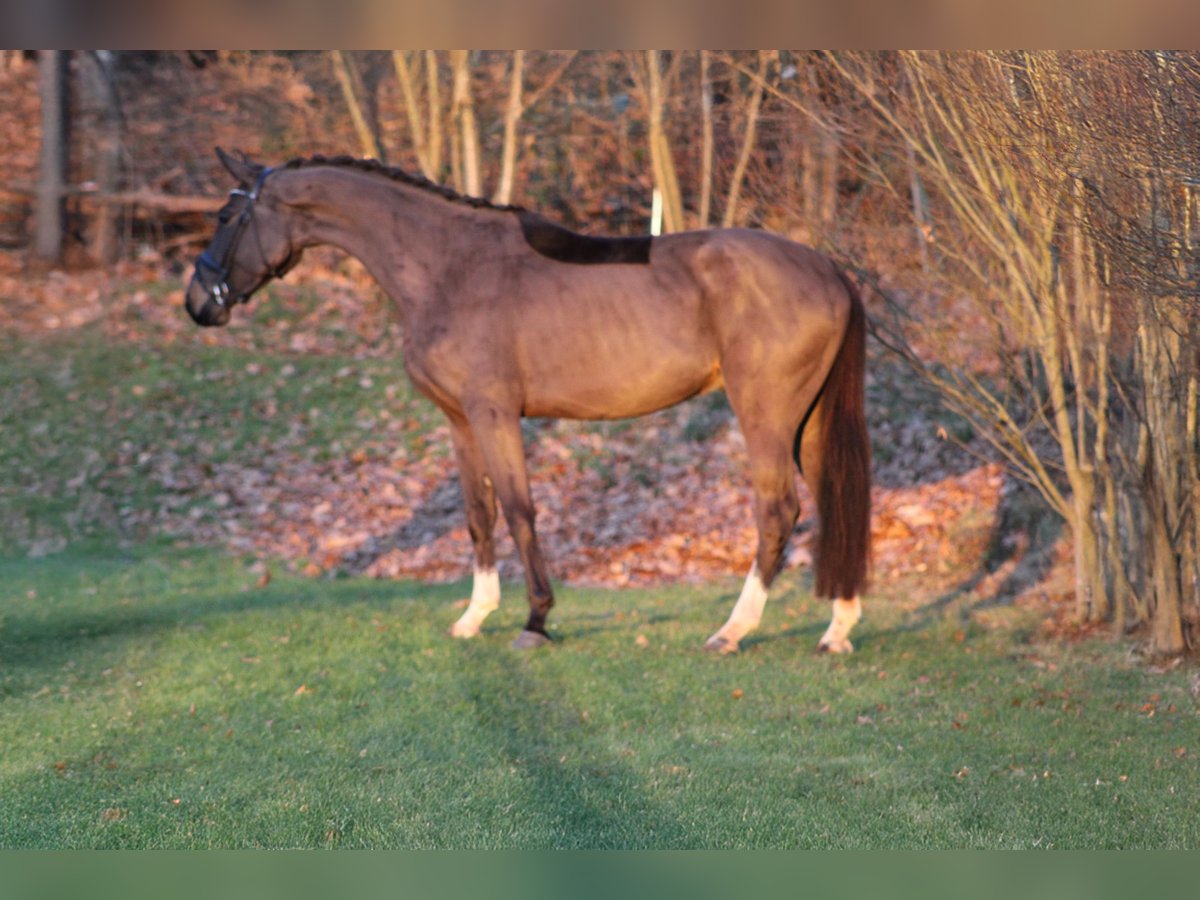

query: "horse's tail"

left=810, top=267, right=871, bottom=599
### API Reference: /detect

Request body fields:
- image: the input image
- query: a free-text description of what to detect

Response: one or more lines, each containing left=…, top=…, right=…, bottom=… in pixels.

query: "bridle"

left=194, top=166, right=293, bottom=308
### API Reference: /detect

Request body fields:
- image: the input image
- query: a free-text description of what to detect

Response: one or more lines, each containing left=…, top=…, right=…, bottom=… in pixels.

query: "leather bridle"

left=194, top=166, right=293, bottom=307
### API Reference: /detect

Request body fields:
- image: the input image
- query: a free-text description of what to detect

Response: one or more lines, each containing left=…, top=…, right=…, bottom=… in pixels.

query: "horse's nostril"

left=184, top=277, right=231, bottom=327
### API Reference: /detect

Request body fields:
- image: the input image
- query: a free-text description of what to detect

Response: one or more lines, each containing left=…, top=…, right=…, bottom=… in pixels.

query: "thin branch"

left=722, top=51, right=769, bottom=229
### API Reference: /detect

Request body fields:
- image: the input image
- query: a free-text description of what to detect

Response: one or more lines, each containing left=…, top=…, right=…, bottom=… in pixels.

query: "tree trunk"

left=818, top=125, right=840, bottom=229
left=645, top=51, right=684, bottom=233
left=1187, top=370, right=1200, bottom=645
left=81, top=51, right=121, bottom=265
left=392, top=51, right=433, bottom=179
left=801, top=131, right=818, bottom=229
left=330, top=51, right=383, bottom=162
left=698, top=50, right=714, bottom=229
left=1138, top=297, right=1190, bottom=654
left=722, top=51, right=768, bottom=229
left=1144, top=421, right=1185, bottom=654
left=451, top=50, right=481, bottom=198
left=1070, top=469, right=1101, bottom=623
left=425, top=51, right=443, bottom=180
left=492, top=51, right=524, bottom=206
left=800, top=62, right=839, bottom=236
left=907, top=141, right=931, bottom=273
left=35, top=50, right=68, bottom=263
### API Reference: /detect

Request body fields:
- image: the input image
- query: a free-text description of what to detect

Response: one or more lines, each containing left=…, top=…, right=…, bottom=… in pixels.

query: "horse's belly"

left=511, top=266, right=718, bottom=419
left=521, top=350, right=722, bottom=420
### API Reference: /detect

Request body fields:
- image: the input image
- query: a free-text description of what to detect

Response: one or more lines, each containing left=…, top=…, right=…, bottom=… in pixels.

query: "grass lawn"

left=1, top=288, right=1198, bottom=848
left=1, top=547, right=1197, bottom=848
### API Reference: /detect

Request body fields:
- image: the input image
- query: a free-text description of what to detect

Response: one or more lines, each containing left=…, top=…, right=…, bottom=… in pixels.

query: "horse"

left=186, top=149, right=871, bottom=653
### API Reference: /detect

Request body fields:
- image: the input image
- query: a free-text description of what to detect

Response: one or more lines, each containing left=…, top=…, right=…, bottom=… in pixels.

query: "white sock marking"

left=705, top=562, right=769, bottom=653
left=449, top=567, right=500, bottom=638
left=818, top=596, right=862, bottom=653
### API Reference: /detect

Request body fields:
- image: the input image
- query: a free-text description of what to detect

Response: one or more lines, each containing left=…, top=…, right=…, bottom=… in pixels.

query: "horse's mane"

left=280, top=153, right=652, bottom=265
left=281, top=154, right=525, bottom=214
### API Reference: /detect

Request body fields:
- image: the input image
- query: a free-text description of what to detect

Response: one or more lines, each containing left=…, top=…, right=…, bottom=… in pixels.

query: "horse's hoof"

left=817, top=637, right=854, bottom=654
left=512, top=629, right=551, bottom=649
left=447, top=618, right=480, bottom=639
left=704, top=634, right=739, bottom=654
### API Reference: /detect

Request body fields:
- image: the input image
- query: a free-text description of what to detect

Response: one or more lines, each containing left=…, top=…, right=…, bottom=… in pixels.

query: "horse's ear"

left=215, top=146, right=260, bottom=185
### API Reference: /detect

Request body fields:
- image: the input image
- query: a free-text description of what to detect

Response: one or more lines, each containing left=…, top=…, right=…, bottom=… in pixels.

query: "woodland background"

left=2, top=50, right=1198, bottom=656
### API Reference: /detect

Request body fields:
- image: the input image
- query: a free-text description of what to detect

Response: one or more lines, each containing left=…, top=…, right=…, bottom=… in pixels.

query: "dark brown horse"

left=186, top=149, right=870, bottom=653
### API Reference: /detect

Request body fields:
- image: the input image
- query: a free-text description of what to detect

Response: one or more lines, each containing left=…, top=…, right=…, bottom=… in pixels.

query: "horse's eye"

left=218, top=210, right=232, bottom=225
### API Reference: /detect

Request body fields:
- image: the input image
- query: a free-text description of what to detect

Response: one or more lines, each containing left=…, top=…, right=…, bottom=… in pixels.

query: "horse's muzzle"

left=185, top=274, right=233, bottom=327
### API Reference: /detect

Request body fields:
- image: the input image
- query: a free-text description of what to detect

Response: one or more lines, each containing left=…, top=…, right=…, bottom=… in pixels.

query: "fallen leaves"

left=145, top=400, right=1007, bottom=594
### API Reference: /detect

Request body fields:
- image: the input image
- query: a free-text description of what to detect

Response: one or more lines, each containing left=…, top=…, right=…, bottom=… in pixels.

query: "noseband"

left=195, top=166, right=289, bottom=308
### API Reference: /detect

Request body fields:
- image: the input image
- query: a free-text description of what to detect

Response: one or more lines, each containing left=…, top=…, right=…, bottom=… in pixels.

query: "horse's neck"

left=294, top=171, right=475, bottom=312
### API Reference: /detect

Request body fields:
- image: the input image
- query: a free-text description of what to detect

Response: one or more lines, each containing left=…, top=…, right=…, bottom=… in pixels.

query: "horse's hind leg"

left=464, top=402, right=556, bottom=649
left=447, top=420, right=501, bottom=639
left=705, top=421, right=800, bottom=653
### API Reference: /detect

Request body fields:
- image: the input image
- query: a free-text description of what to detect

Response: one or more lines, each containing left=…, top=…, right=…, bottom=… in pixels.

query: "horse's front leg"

left=465, top=401, right=555, bottom=649
left=446, top=420, right=501, bottom=639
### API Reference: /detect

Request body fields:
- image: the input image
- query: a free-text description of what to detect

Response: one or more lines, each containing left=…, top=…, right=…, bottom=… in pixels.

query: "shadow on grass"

left=455, top=642, right=691, bottom=848
left=738, top=620, right=827, bottom=654
left=558, top=609, right=687, bottom=643
left=0, top=553, right=456, bottom=681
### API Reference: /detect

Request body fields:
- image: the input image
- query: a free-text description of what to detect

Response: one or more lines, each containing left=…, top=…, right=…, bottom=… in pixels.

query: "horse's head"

left=185, top=148, right=302, bottom=327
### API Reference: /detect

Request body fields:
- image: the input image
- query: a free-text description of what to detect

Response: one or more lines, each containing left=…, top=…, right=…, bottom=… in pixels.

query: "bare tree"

left=35, top=50, right=68, bottom=262
left=831, top=50, right=1199, bottom=653
left=492, top=50, right=525, bottom=206
left=330, top=51, right=384, bottom=162
left=449, top=50, right=481, bottom=197
left=392, top=50, right=435, bottom=179
left=1069, top=52, right=1200, bottom=653
left=628, top=51, right=685, bottom=233
left=79, top=50, right=122, bottom=264
left=721, top=51, right=770, bottom=228
left=830, top=52, right=1105, bottom=611
left=491, top=51, right=577, bottom=206
left=697, top=50, right=714, bottom=228
left=426, top=51, right=444, bottom=180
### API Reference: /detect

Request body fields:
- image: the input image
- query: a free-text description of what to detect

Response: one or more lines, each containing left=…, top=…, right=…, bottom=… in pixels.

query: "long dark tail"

left=813, top=268, right=871, bottom=599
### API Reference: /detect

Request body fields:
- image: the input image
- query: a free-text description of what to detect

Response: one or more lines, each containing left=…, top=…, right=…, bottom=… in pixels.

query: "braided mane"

left=277, top=153, right=651, bottom=266
left=281, top=154, right=525, bottom=214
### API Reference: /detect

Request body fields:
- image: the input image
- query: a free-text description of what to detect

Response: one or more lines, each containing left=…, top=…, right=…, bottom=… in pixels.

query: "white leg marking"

left=705, top=562, right=769, bottom=654
left=448, top=568, right=500, bottom=638
left=818, top=596, right=862, bottom=654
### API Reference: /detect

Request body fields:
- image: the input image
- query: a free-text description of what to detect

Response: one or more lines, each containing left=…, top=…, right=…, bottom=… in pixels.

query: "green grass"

left=1, top=548, right=1198, bottom=848
left=1, top=302, right=1198, bottom=848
